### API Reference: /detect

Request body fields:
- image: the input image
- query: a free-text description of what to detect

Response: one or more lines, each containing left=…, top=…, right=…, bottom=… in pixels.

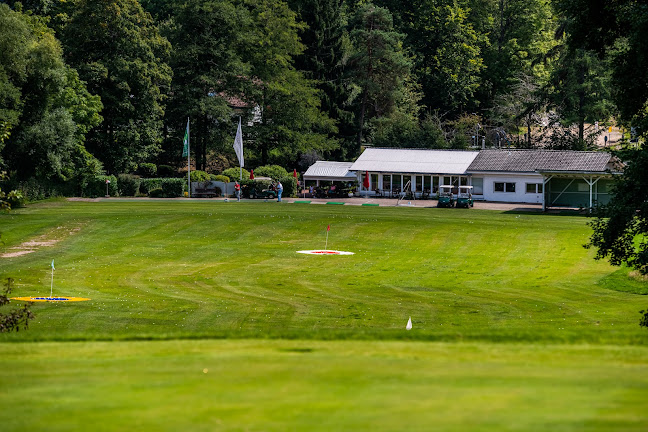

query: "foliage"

left=0, top=278, right=34, bottom=333
left=117, top=174, right=140, bottom=197
left=148, top=188, right=164, bottom=198
left=553, top=0, right=648, bottom=134
left=138, top=163, right=157, bottom=178
left=640, top=309, right=648, bottom=330
left=190, top=170, right=210, bottom=183
left=54, top=0, right=172, bottom=173
left=585, top=148, right=648, bottom=273
left=222, top=167, right=250, bottom=181
left=253, top=165, right=289, bottom=181
left=84, top=174, right=117, bottom=198
left=543, top=48, right=613, bottom=148
left=347, top=3, right=412, bottom=152
left=160, top=178, right=184, bottom=197
left=212, top=175, right=230, bottom=183
left=278, top=176, right=298, bottom=197
left=0, top=5, right=103, bottom=182
left=139, top=179, right=162, bottom=196
left=157, top=165, right=177, bottom=178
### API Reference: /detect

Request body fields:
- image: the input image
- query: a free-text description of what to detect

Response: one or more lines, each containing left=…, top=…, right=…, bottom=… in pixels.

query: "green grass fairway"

left=1, top=340, right=647, bottom=432
left=1, top=200, right=647, bottom=430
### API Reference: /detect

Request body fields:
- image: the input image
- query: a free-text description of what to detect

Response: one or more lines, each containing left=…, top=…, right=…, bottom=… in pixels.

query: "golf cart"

left=249, top=187, right=277, bottom=199
left=456, top=185, right=474, bottom=208
left=436, top=185, right=455, bottom=208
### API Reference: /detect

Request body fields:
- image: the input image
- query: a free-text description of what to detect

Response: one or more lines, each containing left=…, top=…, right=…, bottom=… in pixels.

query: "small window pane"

left=506, top=183, right=516, bottom=193
left=494, top=182, right=505, bottom=192
left=526, top=183, right=536, bottom=193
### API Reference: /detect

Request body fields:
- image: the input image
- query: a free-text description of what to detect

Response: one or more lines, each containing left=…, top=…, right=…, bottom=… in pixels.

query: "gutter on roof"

left=535, top=170, right=621, bottom=176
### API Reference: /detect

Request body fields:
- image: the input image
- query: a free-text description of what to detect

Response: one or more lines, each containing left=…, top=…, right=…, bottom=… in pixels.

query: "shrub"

left=161, top=178, right=185, bottom=197
left=279, top=176, right=298, bottom=197
left=149, top=188, right=165, bottom=198
left=158, top=165, right=177, bottom=177
left=139, top=179, right=162, bottom=195
left=138, top=163, right=157, bottom=177
left=117, top=174, right=140, bottom=196
left=84, top=175, right=118, bottom=198
left=190, top=170, right=210, bottom=182
left=222, top=167, right=249, bottom=181
left=212, top=175, right=229, bottom=183
left=254, top=165, right=290, bottom=180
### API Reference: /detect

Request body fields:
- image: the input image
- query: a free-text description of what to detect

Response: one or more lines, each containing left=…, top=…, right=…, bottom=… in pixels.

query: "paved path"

left=72, top=196, right=544, bottom=212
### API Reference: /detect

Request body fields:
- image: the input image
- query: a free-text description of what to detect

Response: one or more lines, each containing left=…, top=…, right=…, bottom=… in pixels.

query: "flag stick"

left=187, top=117, right=191, bottom=198
left=325, top=228, right=329, bottom=251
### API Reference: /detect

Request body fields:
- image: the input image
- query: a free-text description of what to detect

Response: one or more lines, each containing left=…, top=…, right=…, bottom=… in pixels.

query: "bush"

left=84, top=175, right=118, bottom=198
left=158, top=165, right=177, bottom=177
left=212, top=175, right=229, bottom=183
left=278, top=176, right=298, bottom=197
left=161, top=178, right=185, bottom=197
left=241, top=179, right=272, bottom=198
left=117, top=174, right=140, bottom=196
left=149, top=188, right=165, bottom=198
left=222, top=167, right=250, bottom=181
left=139, top=179, right=162, bottom=195
left=190, top=170, right=210, bottom=182
left=138, top=163, right=157, bottom=177
left=254, top=165, right=290, bottom=180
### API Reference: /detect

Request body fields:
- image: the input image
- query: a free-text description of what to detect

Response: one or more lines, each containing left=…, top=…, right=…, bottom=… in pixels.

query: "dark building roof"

left=468, top=150, right=617, bottom=173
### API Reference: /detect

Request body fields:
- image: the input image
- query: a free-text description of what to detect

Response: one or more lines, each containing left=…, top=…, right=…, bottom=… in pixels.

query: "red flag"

left=327, top=224, right=330, bottom=232
left=293, top=169, right=298, bottom=178
left=249, top=169, right=254, bottom=180
left=363, top=171, right=370, bottom=189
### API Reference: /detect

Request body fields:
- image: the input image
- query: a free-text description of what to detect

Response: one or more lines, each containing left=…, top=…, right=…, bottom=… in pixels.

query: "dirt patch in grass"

left=1, top=224, right=84, bottom=258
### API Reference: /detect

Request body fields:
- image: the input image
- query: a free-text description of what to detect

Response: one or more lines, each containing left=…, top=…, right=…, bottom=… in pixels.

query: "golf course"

left=1, top=200, right=647, bottom=431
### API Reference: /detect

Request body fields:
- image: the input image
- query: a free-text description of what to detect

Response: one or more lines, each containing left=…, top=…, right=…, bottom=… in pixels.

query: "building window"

left=383, top=175, right=391, bottom=191
left=526, top=183, right=543, bottom=193
left=494, top=182, right=516, bottom=193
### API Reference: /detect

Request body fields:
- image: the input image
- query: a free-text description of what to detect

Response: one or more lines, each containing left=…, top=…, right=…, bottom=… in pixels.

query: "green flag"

left=182, top=119, right=189, bottom=157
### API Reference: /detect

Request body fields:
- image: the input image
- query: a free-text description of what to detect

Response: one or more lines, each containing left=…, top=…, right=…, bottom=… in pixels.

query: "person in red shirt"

left=235, top=181, right=241, bottom=202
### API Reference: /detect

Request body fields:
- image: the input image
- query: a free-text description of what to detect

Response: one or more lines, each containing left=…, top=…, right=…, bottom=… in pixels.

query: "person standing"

left=277, top=181, right=283, bottom=202
left=235, top=181, right=241, bottom=202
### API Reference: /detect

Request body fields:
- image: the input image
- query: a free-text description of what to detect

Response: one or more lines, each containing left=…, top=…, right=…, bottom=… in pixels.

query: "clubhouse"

left=304, top=148, right=623, bottom=210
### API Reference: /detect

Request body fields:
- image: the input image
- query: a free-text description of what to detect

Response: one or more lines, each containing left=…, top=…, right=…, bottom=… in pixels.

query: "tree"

left=553, top=0, right=648, bottom=135
left=0, top=278, right=34, bottom=333
left=347, top=3, right=411, bottom=152
left=0, top=4, right=103, bottom=186
left=467, top=0, right=555, bottom=112
left=161, top=0, right=252, bottom=171
left=585, top=149, right=648, bottom=273
left=374, top=0, right=484, bottom=116
left=56, top=0, right=172, bottom=173
left=288, top=0, right=355, bottom=158
left=242, top=0, right=338, bottom=167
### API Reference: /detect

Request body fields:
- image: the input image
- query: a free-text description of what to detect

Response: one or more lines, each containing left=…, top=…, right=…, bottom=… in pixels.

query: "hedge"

left=278, top=176, right=298, bottom=197
left=161, top=178, right=184, bottom=197
left=139, top=179, right=162, bottom=195
left=117, top=174, right=140, bottom=196
left=84, top=175, right=118, bottom=198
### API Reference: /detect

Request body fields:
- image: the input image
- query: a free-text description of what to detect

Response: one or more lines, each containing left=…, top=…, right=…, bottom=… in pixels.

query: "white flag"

left=233, top=118, right=244, bottom=167
left=406, top=317, right=412, bottom=330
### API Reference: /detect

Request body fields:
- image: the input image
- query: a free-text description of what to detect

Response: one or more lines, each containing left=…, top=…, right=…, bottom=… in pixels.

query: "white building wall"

left=474, top=173, right=544, bottom=204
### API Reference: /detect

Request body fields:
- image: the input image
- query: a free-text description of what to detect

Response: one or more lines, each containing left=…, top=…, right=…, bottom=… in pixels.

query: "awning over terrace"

left=303, top=161, right=357, bottom=184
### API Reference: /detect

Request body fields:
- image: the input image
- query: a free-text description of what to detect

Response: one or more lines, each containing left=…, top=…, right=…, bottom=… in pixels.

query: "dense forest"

left=0, top=0, right=646, bottom=198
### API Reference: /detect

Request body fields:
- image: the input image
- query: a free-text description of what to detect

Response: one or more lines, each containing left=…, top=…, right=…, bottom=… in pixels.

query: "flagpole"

left=239, top=117, right=242, bottom=182
left=187, top=117, right=191, bottom=198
